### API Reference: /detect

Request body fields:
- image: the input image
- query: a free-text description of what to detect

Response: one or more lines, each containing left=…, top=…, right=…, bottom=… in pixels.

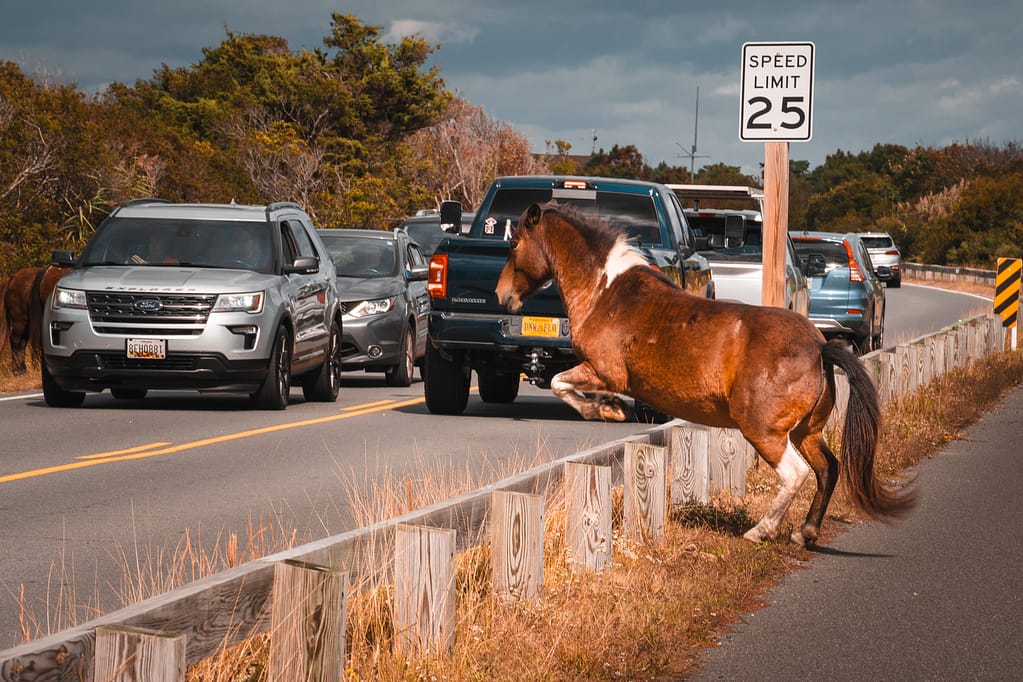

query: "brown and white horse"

left=495, top=201, right=913, bottom=546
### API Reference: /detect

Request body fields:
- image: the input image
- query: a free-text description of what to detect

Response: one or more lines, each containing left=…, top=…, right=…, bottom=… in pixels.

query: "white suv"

left=860, top=232, right=902, bottom=287
left=43, top=200, right=343, bottom=409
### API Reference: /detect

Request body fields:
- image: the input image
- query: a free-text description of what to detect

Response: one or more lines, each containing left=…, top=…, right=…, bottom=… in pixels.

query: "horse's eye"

left=509, top=239, right=518, bottom=251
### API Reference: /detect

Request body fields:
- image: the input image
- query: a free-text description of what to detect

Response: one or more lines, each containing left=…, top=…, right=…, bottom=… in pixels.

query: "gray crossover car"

left=42, top=199, right=343, bottom=409
left=318, top=229, right=430, bottom=386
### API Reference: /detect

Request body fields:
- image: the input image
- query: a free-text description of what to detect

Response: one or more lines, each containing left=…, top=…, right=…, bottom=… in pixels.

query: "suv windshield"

left=79, top=217, right=274, bottom=272
left=480, top=188, right=663, bottom=245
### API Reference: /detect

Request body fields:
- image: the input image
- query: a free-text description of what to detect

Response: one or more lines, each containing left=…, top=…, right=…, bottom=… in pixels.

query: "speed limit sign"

left=740, top=42, right=814, bottom=141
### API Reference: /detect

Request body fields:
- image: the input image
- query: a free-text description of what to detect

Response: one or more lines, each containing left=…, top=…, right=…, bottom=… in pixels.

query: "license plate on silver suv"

left=127, top=338, right=166, bottom=360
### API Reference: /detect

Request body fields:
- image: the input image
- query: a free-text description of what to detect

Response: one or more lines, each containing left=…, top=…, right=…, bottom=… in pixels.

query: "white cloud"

left=385, top=20, right=479, bottom=46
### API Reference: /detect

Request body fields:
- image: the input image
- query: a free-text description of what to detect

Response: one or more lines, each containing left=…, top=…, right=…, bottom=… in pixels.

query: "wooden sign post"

left=740, top=41, right=815, bottom=309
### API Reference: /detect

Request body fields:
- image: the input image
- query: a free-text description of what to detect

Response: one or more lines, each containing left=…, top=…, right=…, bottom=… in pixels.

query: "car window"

left=407, top=242, right=427, bottom=270
left=322, top=236, right=398, bottom=277
left=481, top=188, right=662, bottom=245
left=79, top=217, right=273, bottom=271
left=861, top=236, right=894, bottom=250
left=689, top=213, right=764, bottom=262
left=792, top=239, right=849, bottom=269
left=284, top=219, right=317, bottom=259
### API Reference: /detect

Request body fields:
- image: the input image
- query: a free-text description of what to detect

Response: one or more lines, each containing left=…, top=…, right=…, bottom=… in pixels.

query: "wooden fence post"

left=624, top=443, right=666, bottom=542
left=707, top=428, right=748, bottom=499
left=393, top=524, right=456, bottom=654
left=267, top=559, right=347, bottom=682
left=491, top=490, right=544, bottom=602
left=94, top=625, right=185, bottom=682
left=669, top=423, right=709, bottom=505
left=564, top=462, right=612, bottom=573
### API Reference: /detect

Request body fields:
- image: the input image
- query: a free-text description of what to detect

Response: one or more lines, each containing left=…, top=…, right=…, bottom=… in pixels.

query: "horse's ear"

left=522, top=203, right=542, bottom=230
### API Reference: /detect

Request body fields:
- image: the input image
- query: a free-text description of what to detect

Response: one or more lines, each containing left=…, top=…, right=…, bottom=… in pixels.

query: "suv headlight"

left=51, top=287, right=87, bottom=310
left=213, top=291, right=264, bottom=314
left=346, top=297, right=396, bottom=318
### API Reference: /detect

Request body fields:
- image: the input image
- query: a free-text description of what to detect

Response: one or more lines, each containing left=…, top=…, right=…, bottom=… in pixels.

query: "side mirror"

left=439, top=200, right=462, bottom=234
left=804, top=252, right=826, bottom=277
left=407, top=265, right=429, bottom=282
left=723, top=214, right=746, bottom=247
left=285, top=255, right=319, bottom=275
left=52, top=250, right=76, bottom=267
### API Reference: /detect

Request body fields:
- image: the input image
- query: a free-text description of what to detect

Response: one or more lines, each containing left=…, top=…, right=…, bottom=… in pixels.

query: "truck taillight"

left=428, top=254, right=448, bottom=298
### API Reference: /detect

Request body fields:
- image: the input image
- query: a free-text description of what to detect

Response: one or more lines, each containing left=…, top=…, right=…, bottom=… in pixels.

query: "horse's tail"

left=822, top=339, right=916, bottom=520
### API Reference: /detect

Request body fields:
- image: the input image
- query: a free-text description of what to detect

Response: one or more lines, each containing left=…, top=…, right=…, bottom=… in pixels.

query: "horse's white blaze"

left=602, top=237, right=650, bottom=288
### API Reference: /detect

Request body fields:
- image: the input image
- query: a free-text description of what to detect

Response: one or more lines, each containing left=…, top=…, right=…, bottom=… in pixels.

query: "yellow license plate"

left=521, top=316, right=560, bottom=338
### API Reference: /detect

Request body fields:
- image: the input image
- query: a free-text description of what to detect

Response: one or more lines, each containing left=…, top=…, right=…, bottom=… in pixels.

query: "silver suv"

left=860, top=231, right=902, bottom=287
left=42, top=200, right=343, bottom=409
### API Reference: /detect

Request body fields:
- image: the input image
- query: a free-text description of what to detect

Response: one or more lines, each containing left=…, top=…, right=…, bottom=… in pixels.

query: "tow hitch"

left=524, top=348, right=550, bottom=385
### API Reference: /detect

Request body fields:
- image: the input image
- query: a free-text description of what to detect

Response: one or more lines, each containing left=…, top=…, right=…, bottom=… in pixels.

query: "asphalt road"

left=691, top=383, right=1023, bottom=681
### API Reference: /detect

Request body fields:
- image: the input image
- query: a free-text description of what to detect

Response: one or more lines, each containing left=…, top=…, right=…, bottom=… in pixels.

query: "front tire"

left=42, top=357, right=85, bottom=407
left=423, top=343, right=469, bottom=415
left=253, top=327, right=291, bottom=410
left=385, top=326, right=415, bottom=387
left=478, top=370, right=520, bottom=403
left=303, top=318, right=342, bottom=402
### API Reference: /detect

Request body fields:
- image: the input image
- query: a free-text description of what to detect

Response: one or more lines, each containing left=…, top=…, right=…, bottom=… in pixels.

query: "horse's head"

left=495, top=203, right=552, bottom=313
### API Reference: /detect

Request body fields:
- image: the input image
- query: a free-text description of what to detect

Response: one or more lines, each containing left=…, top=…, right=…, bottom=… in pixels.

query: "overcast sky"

left=2, top=1, right=1019, bottom=180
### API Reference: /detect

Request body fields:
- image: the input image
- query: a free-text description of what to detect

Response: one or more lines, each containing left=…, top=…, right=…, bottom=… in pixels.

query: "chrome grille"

left=87, top=292, right=217, bottom=335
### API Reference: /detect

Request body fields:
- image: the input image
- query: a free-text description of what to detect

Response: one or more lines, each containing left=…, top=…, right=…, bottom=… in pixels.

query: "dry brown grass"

left=0, top=355, right=40, bottom=393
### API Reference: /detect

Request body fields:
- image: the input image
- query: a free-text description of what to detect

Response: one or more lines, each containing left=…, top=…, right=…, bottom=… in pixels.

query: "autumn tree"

left=407, top=96, right=545, bottom=210
left=0, top=61, right=106, bottom=270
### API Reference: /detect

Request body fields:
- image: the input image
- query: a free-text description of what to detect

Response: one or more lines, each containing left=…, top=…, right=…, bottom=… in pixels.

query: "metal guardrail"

left=902, top=262, right=996, bottom=286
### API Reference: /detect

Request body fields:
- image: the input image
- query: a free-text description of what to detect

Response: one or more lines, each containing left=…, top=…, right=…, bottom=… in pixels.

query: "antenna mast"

left=677, top=86, right=710, bottom=178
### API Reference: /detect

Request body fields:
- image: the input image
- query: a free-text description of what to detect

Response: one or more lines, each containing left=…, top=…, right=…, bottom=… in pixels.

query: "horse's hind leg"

left=743, top=433, right=811, bottom=543
left=791, top=432, right=839, bottom=547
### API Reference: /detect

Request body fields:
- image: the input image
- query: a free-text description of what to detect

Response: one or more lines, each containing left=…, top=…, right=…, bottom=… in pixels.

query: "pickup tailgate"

left=430, top=238, right=571, bottom=348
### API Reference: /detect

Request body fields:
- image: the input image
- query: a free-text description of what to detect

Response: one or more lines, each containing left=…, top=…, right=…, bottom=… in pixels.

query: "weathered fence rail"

left=902, top=262, right=997, bottom=287
left=0, top=312, right=1010, bottom=681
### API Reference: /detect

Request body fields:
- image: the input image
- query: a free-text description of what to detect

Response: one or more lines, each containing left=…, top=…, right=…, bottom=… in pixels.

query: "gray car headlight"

left=346, top=297, right=396, bottom=318
left=213, top=291, right=264, bottom=314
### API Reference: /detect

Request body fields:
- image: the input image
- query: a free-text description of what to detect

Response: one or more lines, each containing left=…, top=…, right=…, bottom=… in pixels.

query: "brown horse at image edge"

left=495, top=201, right=915, bottom=546
left=1, top=265, right=70, bottom=373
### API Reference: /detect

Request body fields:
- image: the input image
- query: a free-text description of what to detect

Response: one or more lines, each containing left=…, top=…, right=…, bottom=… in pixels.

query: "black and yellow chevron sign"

left=995, top=257, right=1022, bottom=328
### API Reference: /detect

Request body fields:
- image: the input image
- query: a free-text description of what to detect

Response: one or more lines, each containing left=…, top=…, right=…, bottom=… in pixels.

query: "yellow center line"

left=76, top=443, right=174, bottom=460
left=0, top=395, right=428, bottom=485
left=342, top=399, right=396, bottom=411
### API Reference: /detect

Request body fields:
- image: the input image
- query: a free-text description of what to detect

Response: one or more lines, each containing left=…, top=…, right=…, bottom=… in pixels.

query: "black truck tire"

left=424, top=343, right=469, bottom=415
left=478, top=369, right=520, bottom=403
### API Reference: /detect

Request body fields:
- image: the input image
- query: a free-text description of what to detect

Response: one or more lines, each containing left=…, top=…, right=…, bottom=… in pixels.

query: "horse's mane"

left=539, top=202, right=626, bottom=255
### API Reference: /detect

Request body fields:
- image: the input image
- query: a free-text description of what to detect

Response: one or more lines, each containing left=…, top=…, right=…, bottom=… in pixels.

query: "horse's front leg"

left=551, top=362, right=628, bottom=422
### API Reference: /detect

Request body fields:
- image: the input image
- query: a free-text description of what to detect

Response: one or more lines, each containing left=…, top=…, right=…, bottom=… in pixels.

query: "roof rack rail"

left=118, top=198, right=171, bottom=207
left=266, top=201, right=303, bottom=212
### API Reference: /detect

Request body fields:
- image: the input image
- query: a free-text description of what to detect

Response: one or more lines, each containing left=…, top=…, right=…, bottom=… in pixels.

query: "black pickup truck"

left=422, top=175, right=714, bottom=415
